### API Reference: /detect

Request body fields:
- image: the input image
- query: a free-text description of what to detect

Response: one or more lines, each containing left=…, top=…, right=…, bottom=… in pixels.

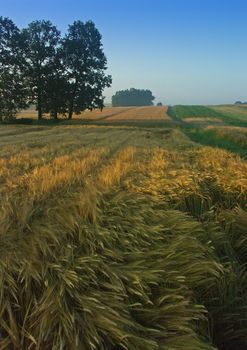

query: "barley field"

left=1, top=106, right=247, bottom=350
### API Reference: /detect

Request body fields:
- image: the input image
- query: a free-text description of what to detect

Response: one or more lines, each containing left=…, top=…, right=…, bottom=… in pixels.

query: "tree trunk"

left=68, top=89, right=75, bottom=119
left=37, top=67, right=42, bottom=120
left=68, top=83, right=77, bottom=120
left=68, top=97, right=74, bottom=119
left=50, top=110, right=58, bottom=120
left=38, top=102, right=42, bottom=120
left=68, top=109, right=73, bottom=120
left=37, top=85, right=42, bottom=119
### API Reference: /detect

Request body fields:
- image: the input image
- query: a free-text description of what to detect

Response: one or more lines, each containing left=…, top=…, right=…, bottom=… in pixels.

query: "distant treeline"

left=0, top=17, right=112, bottom=120
left=112, top=88, right=155, bottom=107
left=235, top=101, right=247, bottom=105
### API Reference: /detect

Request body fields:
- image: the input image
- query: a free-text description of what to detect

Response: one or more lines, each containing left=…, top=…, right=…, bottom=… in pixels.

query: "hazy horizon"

left=2, top=0, right=247, bottom=105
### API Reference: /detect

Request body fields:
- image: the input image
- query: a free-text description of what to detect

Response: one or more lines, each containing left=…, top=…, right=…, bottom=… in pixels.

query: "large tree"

left=0, top=18, right=112, bottom=121
left=0, top=17, right=28, bottom=120
left=62, top=20, right=112, bottom=119
left=43, top=46, right=68, bottom=120
left=112, top=88, right=155, bottom=107
left=21, top=20, right=61, bottom=119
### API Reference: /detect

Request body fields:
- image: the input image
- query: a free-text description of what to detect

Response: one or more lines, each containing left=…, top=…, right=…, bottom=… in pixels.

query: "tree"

left=112, top=88, right=155, bottom=107
left=157, top=102, right=163, bottom=106
left=43, top=46, right=68, bottom=119
left=0, top=17, right=28, bottom=121
left=0, top=18, right=112, bottom=121
left=62, top=20, right=112, bottom=119
left=21, top=20, right=61, bottom=119
left=234, top=101, right=247, bottom=105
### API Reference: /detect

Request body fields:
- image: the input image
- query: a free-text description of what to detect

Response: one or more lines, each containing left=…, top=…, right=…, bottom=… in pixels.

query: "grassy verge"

left=184, top=128, right=247, bottom=158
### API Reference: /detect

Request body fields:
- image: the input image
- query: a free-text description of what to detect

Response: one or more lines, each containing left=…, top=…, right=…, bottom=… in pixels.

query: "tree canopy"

left=0, top=17, right=28, bottom=120
left=235, top=101, right=247, bottom=105
left=112, top=88, right=155, bottom=107
left=21, top=20, right=61, bottom=119
left=62, top=20, right=111, bottom=119
left=0, top=17, right=111, bottom=120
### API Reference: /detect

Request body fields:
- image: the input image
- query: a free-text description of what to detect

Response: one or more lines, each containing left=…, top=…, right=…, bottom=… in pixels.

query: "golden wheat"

left=0, top=116, right=247, bottom=349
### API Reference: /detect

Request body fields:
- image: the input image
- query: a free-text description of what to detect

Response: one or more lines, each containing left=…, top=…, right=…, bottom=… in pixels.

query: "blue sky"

left=1, top=0, right=247, bottom=104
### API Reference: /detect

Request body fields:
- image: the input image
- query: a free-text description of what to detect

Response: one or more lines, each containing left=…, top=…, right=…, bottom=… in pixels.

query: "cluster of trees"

left=0, top=17, right=112, bottom=120
left=112, top=88, right=155, bottom=107
left=235, top=101, right=247, bottom=105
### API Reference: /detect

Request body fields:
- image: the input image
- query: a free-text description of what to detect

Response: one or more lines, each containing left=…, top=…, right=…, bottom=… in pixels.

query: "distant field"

left=1, top=106, right=247, bottom=350
left=167, top=105, right=247, bottom=127
left=17, top=107, right=133, bottom=120
left=17, top=106, right=170, bottom=122
left=207, top=125, right=247, bottom=149
left=167, top=105, right=247, bottom=157
left=210, top=104, right=247, bottom=124
left=171, top=105, right=223, bottom=120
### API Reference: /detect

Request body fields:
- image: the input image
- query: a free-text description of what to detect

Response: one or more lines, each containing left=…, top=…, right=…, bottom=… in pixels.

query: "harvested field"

left=105, top=106, right=170, bottom=121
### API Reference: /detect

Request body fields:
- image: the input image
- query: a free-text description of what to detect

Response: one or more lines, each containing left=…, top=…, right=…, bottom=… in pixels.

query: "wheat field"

left=17, top=106, right=170, bottom=122
left=0, top=107, right=247, bottom=349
